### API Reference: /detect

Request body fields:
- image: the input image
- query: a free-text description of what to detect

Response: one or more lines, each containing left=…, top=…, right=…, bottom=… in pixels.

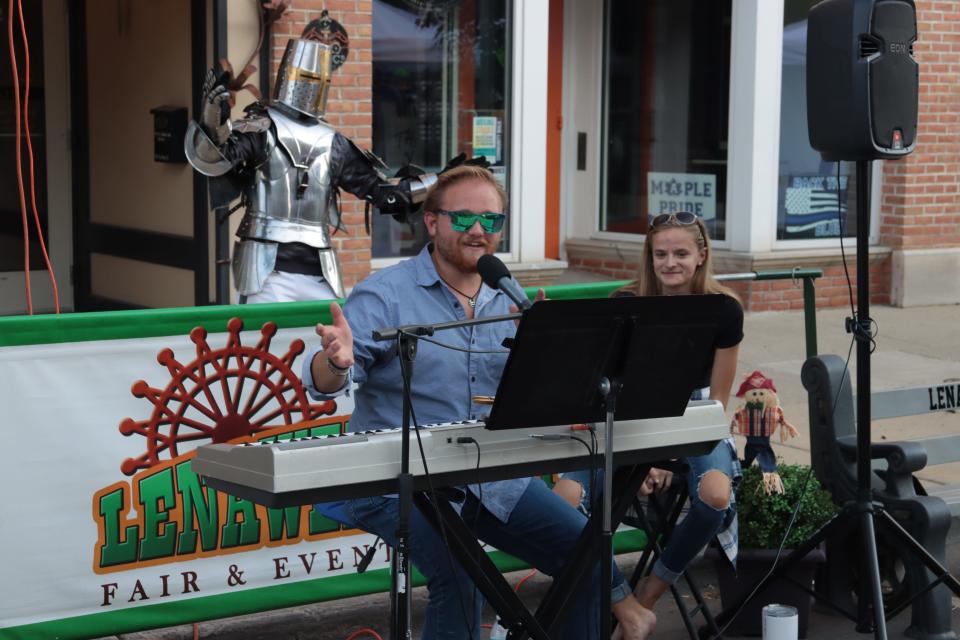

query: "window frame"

left=371, top=0, right=551, bottom=272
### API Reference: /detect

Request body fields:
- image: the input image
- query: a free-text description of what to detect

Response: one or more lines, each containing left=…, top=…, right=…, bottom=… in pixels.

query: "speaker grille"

left=870, top=0, right=918, bottom=150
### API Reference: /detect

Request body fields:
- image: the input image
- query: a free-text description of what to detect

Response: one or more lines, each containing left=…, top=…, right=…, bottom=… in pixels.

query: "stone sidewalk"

left=97, top=301, right=960, bottom=639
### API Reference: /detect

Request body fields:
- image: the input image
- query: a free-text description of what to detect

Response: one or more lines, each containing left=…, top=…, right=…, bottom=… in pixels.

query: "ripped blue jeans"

left=563, top=437, right=741, bottom=585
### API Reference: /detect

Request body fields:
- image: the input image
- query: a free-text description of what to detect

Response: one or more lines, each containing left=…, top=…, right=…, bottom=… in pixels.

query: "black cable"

left=456, top=435, right=483, bottom=627
left=836, top=161, right=879, bottom=354
left=399, top=354, right=478, bottom=638
left=455, top=437, right=483, bottom=509
left=587, top=428, right=598, bottom=514
left=453, top=436, right=483, bottom=535
left=707, top=168, right=863, bottom=639
left=405, top=331, right=511, bottom=355
left=837, top=161, right=857, bottom=317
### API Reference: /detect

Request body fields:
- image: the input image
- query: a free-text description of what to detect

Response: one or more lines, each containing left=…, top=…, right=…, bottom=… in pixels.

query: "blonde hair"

left=616, top=217, right=738, bottom=300
left=422, top=165, right=508, bottom=214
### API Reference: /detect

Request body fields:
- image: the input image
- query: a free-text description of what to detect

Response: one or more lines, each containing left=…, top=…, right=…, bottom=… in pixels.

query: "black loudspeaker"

left=807, top=0, right=918, bottom=161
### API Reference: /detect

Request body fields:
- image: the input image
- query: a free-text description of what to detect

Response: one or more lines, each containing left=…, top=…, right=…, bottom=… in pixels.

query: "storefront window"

left=600, top=0, right=731, bottom=240
left=778, top=0, right=857, bottom=240
left=0, top=1, right=47, bottom=272
left=371, top=0, right=510, bottom=258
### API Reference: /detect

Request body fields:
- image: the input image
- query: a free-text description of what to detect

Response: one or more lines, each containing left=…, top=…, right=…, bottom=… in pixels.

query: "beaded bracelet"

left=326, top=357, right=351, bottom=377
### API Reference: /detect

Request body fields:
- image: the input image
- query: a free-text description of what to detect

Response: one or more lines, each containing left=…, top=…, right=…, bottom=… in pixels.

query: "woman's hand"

left=639, top=467, right=673, bottom=496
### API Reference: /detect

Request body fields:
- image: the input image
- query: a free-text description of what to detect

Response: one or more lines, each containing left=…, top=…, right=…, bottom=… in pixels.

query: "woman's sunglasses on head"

left=651, top=212, right=698, bottom=228
left=434, top=209, right=507, bottom=233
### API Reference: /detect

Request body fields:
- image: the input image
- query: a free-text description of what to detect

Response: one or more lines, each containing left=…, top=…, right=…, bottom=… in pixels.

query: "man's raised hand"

left=316, top=301, right=354, bottom=369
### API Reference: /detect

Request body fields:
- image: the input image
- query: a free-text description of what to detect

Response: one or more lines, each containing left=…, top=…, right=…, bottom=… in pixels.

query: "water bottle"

left=489, top=616, right=508, bottom=640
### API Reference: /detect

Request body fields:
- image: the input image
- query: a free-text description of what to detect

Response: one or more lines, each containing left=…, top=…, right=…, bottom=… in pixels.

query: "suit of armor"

left=185, top=38, right=436, bottom=301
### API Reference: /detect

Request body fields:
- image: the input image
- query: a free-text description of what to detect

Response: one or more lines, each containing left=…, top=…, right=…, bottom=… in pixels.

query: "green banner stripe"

left=0, top=282, right=629, bottom=348
left=0, top=300, right=338, bottom=347
left=0, top=530, right=646, bottom=640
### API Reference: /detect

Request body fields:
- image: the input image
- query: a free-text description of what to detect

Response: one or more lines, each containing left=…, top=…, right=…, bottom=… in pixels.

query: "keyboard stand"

left=414, top=462, right=651, bottom=640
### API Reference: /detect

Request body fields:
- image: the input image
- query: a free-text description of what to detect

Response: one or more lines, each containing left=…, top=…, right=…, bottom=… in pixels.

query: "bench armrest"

left=836, top=435, right=928, bottom=475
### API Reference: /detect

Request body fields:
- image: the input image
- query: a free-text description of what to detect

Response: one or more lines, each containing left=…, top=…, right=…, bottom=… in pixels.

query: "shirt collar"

left=414, top=243, right=442, bottom=288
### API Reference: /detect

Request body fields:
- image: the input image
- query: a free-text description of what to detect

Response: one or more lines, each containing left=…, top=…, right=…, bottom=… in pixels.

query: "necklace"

left=431, top=250, right=482, bottom=308
left=439, top=274, right=482, bottom=308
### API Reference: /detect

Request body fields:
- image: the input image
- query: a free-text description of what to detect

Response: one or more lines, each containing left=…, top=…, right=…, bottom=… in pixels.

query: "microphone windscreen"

left=477, top=254, right=511, bottom=288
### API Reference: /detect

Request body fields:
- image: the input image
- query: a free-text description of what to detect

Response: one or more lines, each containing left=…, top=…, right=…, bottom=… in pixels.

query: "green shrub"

left=736, top=463, right=838, bottom=549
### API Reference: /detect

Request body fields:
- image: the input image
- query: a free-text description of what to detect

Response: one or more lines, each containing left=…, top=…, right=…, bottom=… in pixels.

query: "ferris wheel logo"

left=118, top=318, right=336, bottom=476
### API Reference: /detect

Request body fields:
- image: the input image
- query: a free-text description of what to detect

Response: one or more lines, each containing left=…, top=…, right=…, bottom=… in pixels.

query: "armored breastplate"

left=238, top=106, right=339, bottom=248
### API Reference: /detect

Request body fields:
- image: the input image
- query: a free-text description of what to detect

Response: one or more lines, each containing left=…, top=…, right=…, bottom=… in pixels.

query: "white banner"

left=0, top=322, right=395, bottom=635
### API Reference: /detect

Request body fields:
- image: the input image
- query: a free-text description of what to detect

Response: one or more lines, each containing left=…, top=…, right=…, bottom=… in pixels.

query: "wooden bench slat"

left=869, top=384, right=960, bottom=420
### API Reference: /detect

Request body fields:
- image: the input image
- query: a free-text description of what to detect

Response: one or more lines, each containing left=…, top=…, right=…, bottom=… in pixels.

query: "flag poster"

left=780, top=174, right=850, bottom=239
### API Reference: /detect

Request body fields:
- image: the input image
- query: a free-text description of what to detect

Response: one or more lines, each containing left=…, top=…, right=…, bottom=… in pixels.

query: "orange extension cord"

left=7, top=0, right=60, bottom=314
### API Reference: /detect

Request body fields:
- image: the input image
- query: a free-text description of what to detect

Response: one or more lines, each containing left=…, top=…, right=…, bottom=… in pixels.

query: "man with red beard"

left=302, top=165, right=656, bottom=639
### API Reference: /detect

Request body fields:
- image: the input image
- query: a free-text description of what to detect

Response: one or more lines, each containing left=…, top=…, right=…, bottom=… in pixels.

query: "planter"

left=707, top=546, right=826, bottom=638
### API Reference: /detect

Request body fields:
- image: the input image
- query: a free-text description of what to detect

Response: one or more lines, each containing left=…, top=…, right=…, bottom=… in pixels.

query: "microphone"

left=477, top=255, right=532, bottom=311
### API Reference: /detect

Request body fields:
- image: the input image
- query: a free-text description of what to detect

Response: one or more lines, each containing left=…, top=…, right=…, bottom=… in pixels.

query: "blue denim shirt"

left=302, top=244, right=531, bottom=522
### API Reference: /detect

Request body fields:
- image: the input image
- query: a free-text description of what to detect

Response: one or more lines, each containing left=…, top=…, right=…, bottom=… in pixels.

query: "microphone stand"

left=372, top=311, right=520, bottom=640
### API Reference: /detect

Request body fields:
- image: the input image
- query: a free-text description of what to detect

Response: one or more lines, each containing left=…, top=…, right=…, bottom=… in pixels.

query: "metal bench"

left=803, top=354, right=959, bottom=640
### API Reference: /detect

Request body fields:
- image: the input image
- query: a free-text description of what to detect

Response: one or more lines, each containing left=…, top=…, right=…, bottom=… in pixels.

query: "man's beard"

left=434, top=234, right=496, bottom=274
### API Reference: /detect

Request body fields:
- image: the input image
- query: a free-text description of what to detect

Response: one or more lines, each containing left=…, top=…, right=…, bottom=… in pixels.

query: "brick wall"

left=742, top=262, right=892, bottom=312
left=879, top=0, right=960, bottom=251
left=564, top=255, right=640, bottom=282
left=566, top=252, right=892, bottom=312
left=271, top=1, right=374, bottom=289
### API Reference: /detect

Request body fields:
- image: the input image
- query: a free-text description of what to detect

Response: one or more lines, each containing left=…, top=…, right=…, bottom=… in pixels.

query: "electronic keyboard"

left=193, top=400, right=728, bottom=507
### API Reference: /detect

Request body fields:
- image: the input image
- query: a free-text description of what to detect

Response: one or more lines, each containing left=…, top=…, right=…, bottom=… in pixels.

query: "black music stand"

left=481, top=295, right=726, bottom=639
left=485, top=295, right=726, bottom=430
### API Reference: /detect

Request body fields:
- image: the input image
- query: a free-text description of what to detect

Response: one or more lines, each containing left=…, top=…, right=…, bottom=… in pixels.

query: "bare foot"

left=612, top=594, right=657, bottom=640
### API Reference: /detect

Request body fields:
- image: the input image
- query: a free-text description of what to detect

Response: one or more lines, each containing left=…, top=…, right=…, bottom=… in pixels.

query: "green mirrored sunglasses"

left=434, top=209, right=507, bottom=233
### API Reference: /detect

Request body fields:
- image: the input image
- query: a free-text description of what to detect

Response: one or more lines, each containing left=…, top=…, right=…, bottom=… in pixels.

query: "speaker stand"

left=709, top=160, right=960, bottom=639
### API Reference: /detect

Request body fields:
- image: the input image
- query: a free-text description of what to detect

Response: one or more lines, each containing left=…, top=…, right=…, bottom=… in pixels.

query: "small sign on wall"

left=472, top=116, right=500, bottom=163
left=150, top=106, right=188, bottom=164
left=647, top=171, right=716, bottom=220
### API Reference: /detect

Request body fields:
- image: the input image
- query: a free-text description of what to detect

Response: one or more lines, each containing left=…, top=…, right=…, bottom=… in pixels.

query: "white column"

left=511, top=0, right=550, bottom=263
left=726, top=0, right=785, bottom=253
left=560, top=0, right=604, bottom=245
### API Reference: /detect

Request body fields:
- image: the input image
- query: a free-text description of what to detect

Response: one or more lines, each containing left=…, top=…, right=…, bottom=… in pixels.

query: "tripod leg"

left=876, top=508, right=960, bottom=597
left=858, top=509, right=888, bottom=638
